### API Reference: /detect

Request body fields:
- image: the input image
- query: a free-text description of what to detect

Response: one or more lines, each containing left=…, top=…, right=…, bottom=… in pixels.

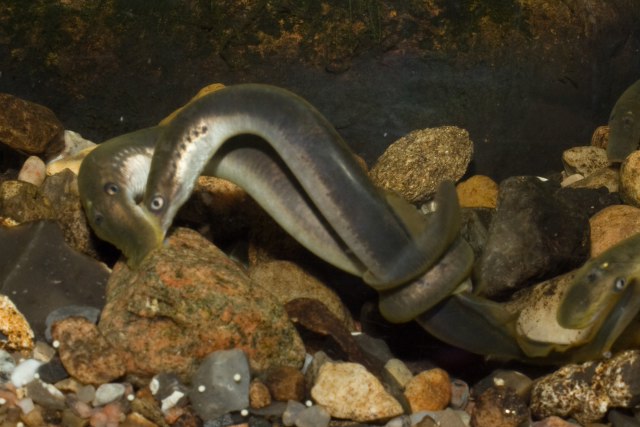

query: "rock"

left=591, top=125, right=609, bottom=149
left=471, top=386, right=529, bottom=427
left=36, top=356, right=69, bottom=384
left=561, top=146, right=609, bottom=176
left=94, top=383, right=126, bottom=406
left=25, top=379, right=66, bottom=410
left=249, top=260, right=355, bottom=331
left=18, top=156, right=46, bottom=186
left=283, top=400, right=307, bottom=426
left=310, top=361, right=403, bottom=422
left=46, top=130, right=95, bottom=168
left=10, top=359, right=42, bottom=388
left=530, top=350, right=640, bottom=424
left=41, top=168, right=97, bottom=256
left=370, top=126, right=473, bottom=203
left=566, top=166, right=619, bottom=193
left=0, top=180, right=55, bottom=223
left=0, top=221, right=109, bottom=341
left=45, top=305, right=101, bottom=343
left=456, top=175, right=498, bottom=208
left=264, top=365, right=305, bottom=402
left=0, top=294, right=33, bottom=353
left=98, top=227, right=304, bottom=379
left=0, top=349, right=16, bottom=383
left=52, top=316, right=127, bottom=385
left=0, top=93, right=64, bottom=156
left=531, top=416, right=579, bottom=427
left=249, top=379, right=271, bottom=409
left=620, top=151, right=640, bottom=207
left=474, top=176, right=590, bottom=298
left=473, top=370, right=533, bottom=401
left=450, top=379, right=470, bottom=410
left=384, top=358, right=414, bottom=388
left=555, top=185, right=621, bottom=218
left=589, top=204, right=640, bottom=257
left=188, top=349, right=250, bottom=421
left=403, top=368, right=451, bottom=413
left=293, top=404, right=331, bottom=427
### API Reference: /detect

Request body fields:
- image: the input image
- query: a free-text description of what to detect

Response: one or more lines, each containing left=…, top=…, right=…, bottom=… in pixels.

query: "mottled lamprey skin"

left=606, top=78, right=640, bottom=162
left=82, top=83, right=638, bottom=364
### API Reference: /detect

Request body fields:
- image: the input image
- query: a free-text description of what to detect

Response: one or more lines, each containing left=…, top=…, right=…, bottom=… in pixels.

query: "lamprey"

left=607, top=78, right=640, bottom=162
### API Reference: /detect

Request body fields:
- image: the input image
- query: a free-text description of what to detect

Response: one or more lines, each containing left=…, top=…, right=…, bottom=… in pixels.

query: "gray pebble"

left=93, top=383, right=126, bottom=406
left=0, top=349, right=16, bottom=383
left=189, top=349, right=250, bottom=421
left=25, top=379, right=66, bottom=410
left=294, top=405, right=331, bottom=427
left=283, top=400, right=307, bottom=426
left=76, top=384, right=96, bottom=403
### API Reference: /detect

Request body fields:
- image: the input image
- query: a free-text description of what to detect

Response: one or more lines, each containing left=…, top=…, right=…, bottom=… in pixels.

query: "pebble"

left=293, top=404, right=331, bottom=427
left=566, top=165, right=619, bottom=192
left=456, top=175, right=499, bottom=208
left=77, top=384, right=96, bottom=403
left=450, top=379, right=470, bottom=410
left=10, top=358, right=43, bottom=387
left=249, top=379, right=271, bottom=409
left=403, top=368, right=451, bottom=412
left=561, top=146, right=609, bottom=176
left=0, top=349, right=16, bottom=382
left=188, top=349, right=250, bottom=421
left=384, top=358, right=414, bottom=388
left=35, top=355, right=69, bottom=384
left=17, top=156, right=46, bottom=186
left=471, top=386, right=529, bottom=427
left=620, top=150, right=640, bottom=206
left=94, top=383, right=126, bottom=406
left=25, top=379, right=66, bottom=410
left=591, top=125, right=609, bottom=148
left=370, top=126, right=473, bottom=203
left=473, top=370, right=533, bottom=401
left=0, top=294, right=34, bottom=353
left=149, top=373, right=188, bottom=412
left=45, top=305, right=101, bottom=343
left=589, top=204, right=640, bottom=257
left=283, top=400, right=307, bottom=426
left=310, top=361, right=403, bottom=422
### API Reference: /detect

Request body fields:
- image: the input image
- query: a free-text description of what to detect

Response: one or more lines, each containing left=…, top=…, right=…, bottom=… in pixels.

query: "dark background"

left=1, top=0, right=639, bottom=180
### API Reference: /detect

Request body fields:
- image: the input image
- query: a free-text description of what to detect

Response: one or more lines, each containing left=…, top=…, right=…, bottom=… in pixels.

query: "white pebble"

left=127, top=394, right=135, bottom=401
left=17, top=398, right=34, bottom=414
left=10, top=359, right=43, bottom=388
left=241, top=409, right=249, bottom=416
left=93, top=383, right=126, bottom=406
left=52, top=340, right=60, bottom=349
left=18, top=156, right=46, bottom=186
left=160, top=390, right=185, bottom=412
left=198, top=385, right=206, bottom=392
left=233, top=373, right=241, bottom=382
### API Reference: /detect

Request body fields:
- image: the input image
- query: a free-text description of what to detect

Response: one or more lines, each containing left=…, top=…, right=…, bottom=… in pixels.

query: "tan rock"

left=589, top=204, right=640, bottom=257
left=561, top=146, right=609, bottom=176
left=590, top=125, right=609, bottom=149
left=0, top=180, right=56, bottom=223
left=311, top=361, right=403, bottom=422
left=18, top=156, right=46, bottom=186
left=456, top=175, right=498, bottom=208
left=0, top=294, right=33, bottom=353
left=404, top=368, right=451, bottom=413
left=98, top=227, right=305, bottom=380
left=566, top=166, right=618, bottom=193
left=384, top=358, right=414, bottom=388
left=249, top=379, right=272, bottom=409
left=0, top=93, right=64, bottom=155
left=370, top=126, right=473, bottom=203
left=620, top=151, right=640, bottom=207
left=471, top=386, right=529, bottom=427
left=249, top=260, right=355, bottom=330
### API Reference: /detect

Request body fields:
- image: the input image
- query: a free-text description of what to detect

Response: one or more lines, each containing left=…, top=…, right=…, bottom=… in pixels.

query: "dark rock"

left=471, top=386, right=529, bottom=427
left=474, top=176, right=590, bottom=298
left=36, top=355, right=69, bottom=384
left=0, top=221, right=109, bottom=340
left=25, top=379, right=66, bottom=410
left=609, top=409, right=640, bottom=427
left=555, top=185, right=622, bottom=218
left=52, top=316, right=127, bottom=386
left=149, top=373, right=189, bottom=412
left=98, top=227, right=304, bottom=380
left=264, top=365, right=305, bottom=402
left=188, top=349, right=250, bottom=421
left=0, top=93, right=64, bottom=156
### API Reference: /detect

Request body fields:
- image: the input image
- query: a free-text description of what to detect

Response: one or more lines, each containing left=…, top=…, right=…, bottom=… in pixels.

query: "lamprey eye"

left=94, top=213, right=104, bottom=226
left=614, top=277, right=626, bottom=292
left=104, top=182, right=120, bottom=195
left=149, top=195, right=164, bottom=211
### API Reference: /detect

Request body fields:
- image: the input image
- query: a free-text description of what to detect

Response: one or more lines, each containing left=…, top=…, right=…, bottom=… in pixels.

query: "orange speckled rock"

left=0, top=294, right=33, bottom=353
left=0, top=93, right=64, bottom=155
left=98, top=227, right=305, bottom=380
left=589, top=205, right=640, bottom=257
left=456, top=175, right=498, bottom=208
left=404, top=368, right=451, bottom=413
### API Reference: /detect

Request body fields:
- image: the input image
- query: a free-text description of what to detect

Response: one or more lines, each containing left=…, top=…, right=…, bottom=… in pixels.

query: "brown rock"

left=566, top=166, right=619, bottom=193
left=265, top=365, right=305, bottom=402
left=471, top=386, right=529, bottom=427
left=249, top=260, right=355, bottom=330
left=0, top=93, right=64, bottom=156
left=456, top=175, right=498, bottom=208
left=370, top=126, right=473, bottom=203
left=531, top=416, right=577, bottom=427
left=591, top=125, right=609, bottom=149
left=121, top=412, right=159, bottom=427
left=620, top=151, right=640, bottom=207
left=98, top=227, right=304, bottom=380
left=589, top=204, right=640, bottom=257
left=249, top=379, right=272, bottom=409
left=404, top=368, right=451, bottom=413
left=561, top=146, right=609, bottom=176
left=52, top=316, right=127, bottom=386
left=0, top=180, right=56, bottom=223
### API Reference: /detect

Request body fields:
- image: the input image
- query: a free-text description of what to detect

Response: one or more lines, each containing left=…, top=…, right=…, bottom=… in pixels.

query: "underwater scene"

left=0, top=1, right=640, bottom=426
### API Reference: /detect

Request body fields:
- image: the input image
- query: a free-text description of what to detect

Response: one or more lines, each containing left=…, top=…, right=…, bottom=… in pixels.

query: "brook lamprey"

left=79, top=83, right=469, bottom=319
left=607, top=78, right=640, bottom=162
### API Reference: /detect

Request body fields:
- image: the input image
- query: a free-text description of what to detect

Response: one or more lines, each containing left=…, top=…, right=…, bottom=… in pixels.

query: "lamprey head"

left=557, top=234, right=640, bottom=330
left=77, top=129, right=165, bottom=267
